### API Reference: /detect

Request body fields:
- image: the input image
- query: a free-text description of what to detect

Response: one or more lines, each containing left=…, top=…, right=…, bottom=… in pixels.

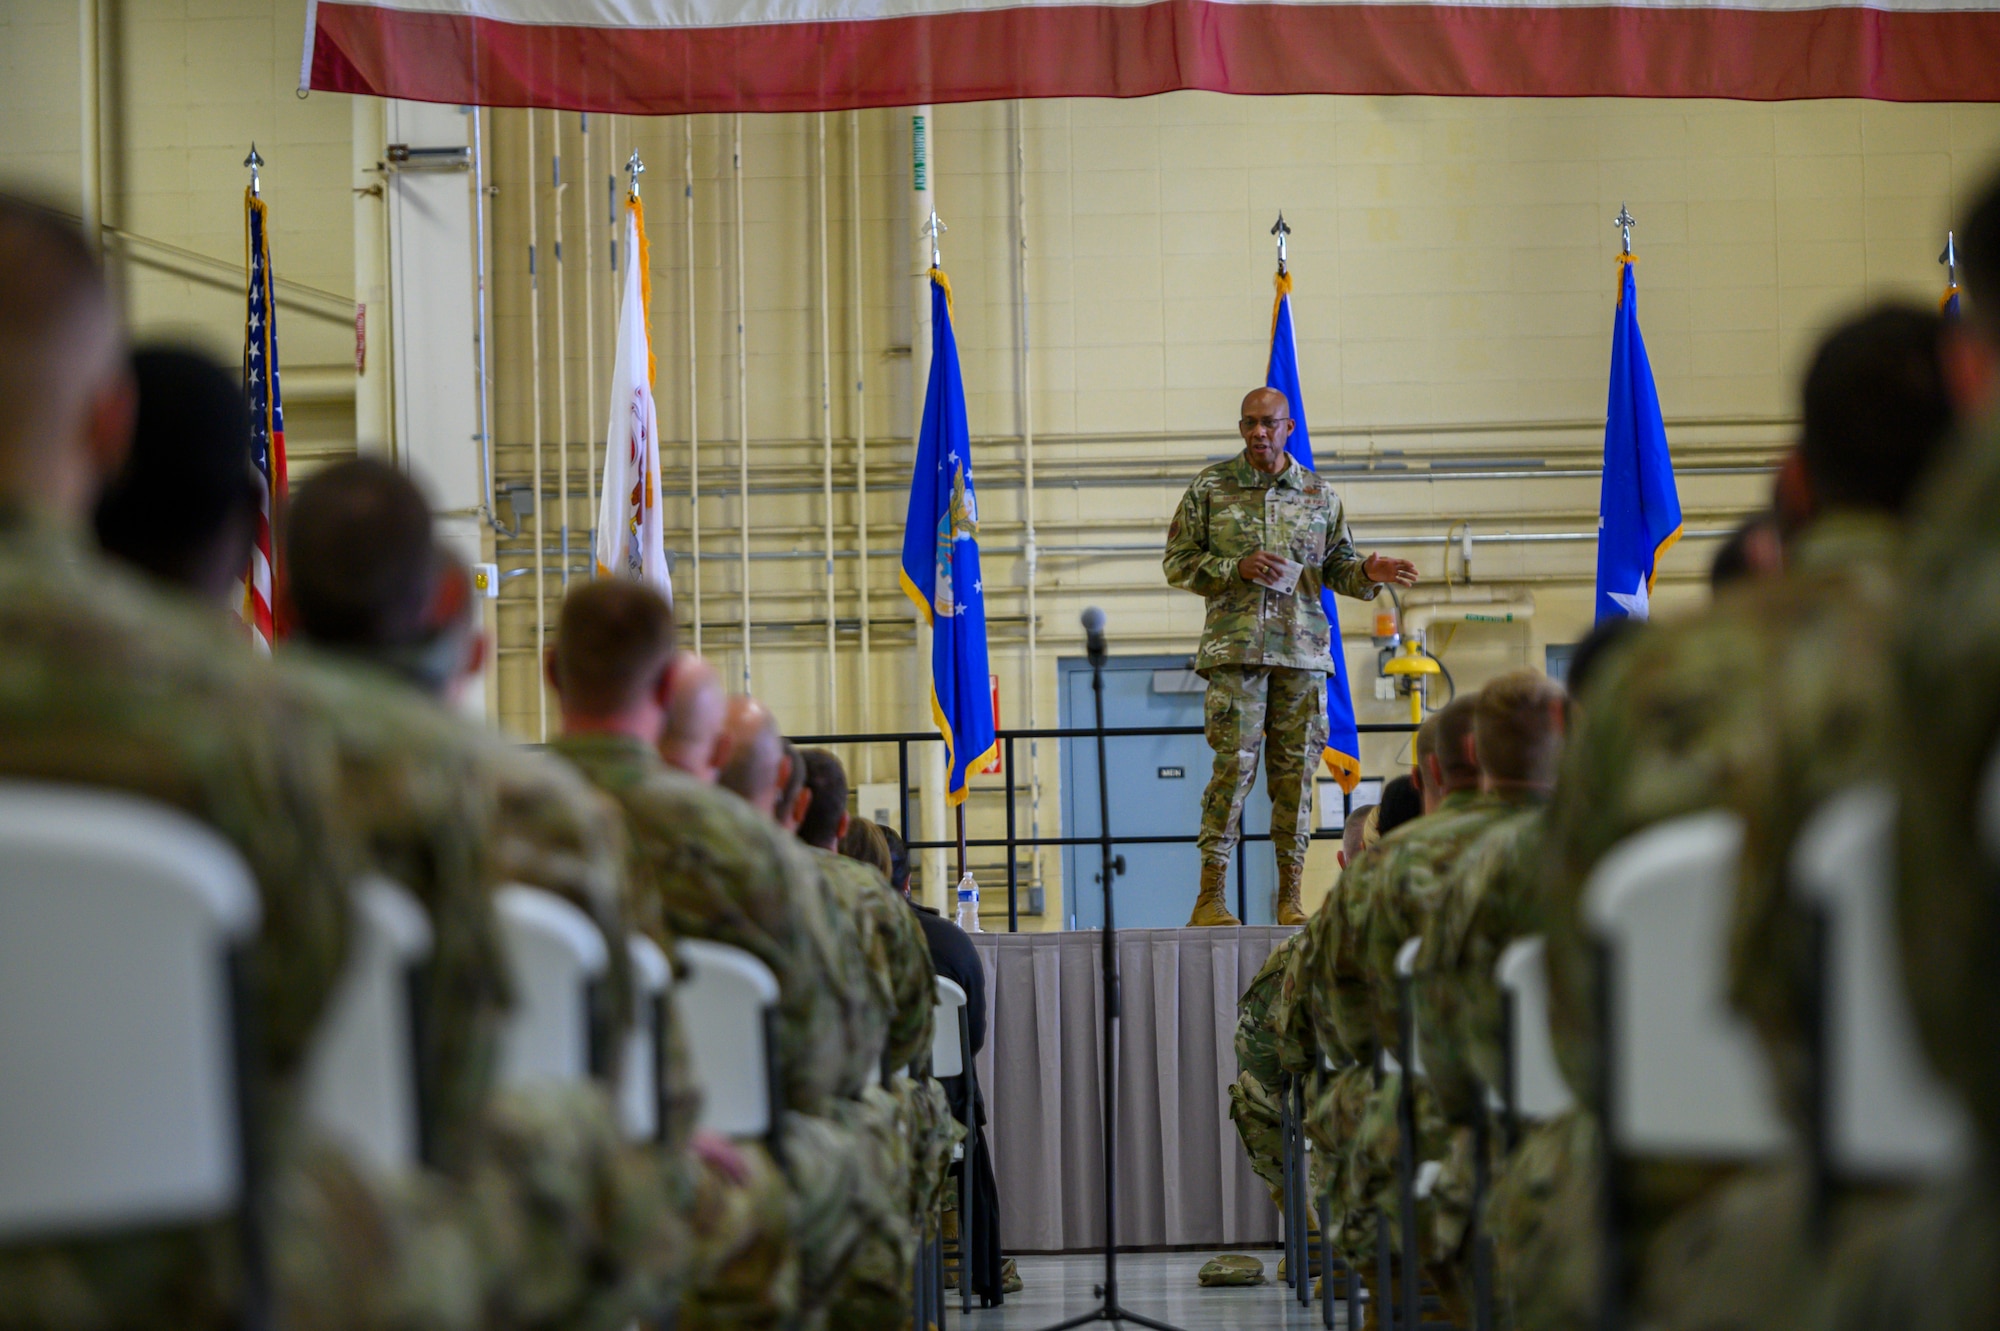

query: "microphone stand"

left=1034, top=612, right=1190, bottom=1331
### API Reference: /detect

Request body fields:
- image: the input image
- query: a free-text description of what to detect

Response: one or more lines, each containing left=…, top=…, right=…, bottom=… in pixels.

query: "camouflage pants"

left=824, top=1087, right=917, bottom=1331
left=1198, top=666, right=1328, bottom=871
left=682, top=1142, right=800, bottom=1331
left=1228, top=1071, right=1288, bottom=1209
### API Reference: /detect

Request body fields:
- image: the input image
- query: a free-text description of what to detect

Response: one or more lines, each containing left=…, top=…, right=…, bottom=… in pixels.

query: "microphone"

left=1081, top=606, right=1107, bottom=668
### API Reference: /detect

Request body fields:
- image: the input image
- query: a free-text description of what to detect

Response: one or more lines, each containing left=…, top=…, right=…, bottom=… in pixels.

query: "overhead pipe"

left=818, top=112, right=838, bottom=734
left=686, top=117, right=703, bottom=654
left=733, top=113, right=752, bottom=693
left=525, top=110, right=548, bottom=739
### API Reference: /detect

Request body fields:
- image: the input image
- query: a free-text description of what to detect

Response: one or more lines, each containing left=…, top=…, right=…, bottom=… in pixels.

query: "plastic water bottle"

left=955, top=873, right=983, bottom=932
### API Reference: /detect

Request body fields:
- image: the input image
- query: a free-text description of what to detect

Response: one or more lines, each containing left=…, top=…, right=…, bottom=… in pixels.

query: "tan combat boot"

left=1276, top=862, right=1308, bottom=926
left=1187, top=860, right=1242, bottom=927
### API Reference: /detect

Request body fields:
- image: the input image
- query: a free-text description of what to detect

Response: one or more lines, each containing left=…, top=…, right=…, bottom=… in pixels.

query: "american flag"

left=241, top=189, right=287, bottom=652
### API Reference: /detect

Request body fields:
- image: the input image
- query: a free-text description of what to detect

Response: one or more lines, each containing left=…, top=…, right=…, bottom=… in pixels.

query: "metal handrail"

left=792, top=721, right=1419, bottom=930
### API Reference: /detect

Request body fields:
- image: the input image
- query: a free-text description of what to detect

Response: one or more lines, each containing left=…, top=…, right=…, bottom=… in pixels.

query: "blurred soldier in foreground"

left=1813, top=181, right=2000, bottom=1331
left=0, top=198, right=462, bottom=1331
left=1533, top=303, right=1961, bottom=1331
left=796, top=749, right=960, bottom=1331
left=1164, top=385, right=1418, bottom=927
left=282, top=460, right=796, bottom=1330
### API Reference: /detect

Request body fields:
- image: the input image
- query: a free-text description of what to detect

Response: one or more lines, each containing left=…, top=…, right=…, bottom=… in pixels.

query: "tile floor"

left=954, top=1250, right=1359, bottom=1330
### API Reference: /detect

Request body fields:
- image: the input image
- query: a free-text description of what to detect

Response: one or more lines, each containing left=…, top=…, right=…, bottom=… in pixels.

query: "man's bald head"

left=718, top=695, right=784, bottom=812
left=658, top=653, right=727, bottom=783
left=1238, top=386, right=1294, bottom=475
left=0, top=195, right=134, bottom=517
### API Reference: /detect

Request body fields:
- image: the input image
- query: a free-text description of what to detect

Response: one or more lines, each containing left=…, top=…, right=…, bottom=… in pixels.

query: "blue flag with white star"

left=1266, top=271, right=1361, bottom=792
left=900, top=269, right=997, bottom=805
left=1595, top=259, right=1681, bottom=623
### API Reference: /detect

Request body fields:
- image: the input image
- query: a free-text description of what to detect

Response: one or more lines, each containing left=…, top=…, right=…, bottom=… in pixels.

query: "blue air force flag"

left=899, top=270, right=998, bottom=805
left=1594, top=259, right=1682, bottom=623
left=1267, top=271, right=1362, bottom=792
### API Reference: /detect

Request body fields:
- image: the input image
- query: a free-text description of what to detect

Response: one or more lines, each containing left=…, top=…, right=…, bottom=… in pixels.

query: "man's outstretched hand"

left=1364, top=553, right=1420, bottom=588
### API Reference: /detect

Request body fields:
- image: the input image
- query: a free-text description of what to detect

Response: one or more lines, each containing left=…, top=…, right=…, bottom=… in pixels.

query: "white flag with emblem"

left=595, top=197, right=671, bottom=601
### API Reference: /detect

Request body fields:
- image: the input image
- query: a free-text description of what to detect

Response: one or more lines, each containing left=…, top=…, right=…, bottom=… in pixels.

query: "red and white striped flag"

left=242, top=188, right=287, bottom=653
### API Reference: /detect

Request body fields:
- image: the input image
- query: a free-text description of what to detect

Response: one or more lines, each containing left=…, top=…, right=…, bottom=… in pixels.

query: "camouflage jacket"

left=1539, top=595, right=1778, bottom=1099
left=1893, top=412, right=2000, bottom=1146
left=1163, top=451, right=1378, bottom=675
left=549, top=732, right=857, bottom=1116
left=809, top=847, right=938, bottom=1077
left=1237, top=932, right=1306, bottom=1091
left=1420, top=797, right=1550, bottom=1125
left=1721, top=514, right=1904, bottom=1137
left=0, top=517, right=351, bottom=1329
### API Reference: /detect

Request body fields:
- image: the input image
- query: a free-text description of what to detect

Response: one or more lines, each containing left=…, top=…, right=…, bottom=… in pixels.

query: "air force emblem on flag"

left=933, top=458, right=979, bottom=618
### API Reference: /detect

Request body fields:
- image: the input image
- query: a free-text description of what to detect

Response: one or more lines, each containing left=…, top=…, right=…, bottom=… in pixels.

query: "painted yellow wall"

left=9, top=5, right=2000, bottom=924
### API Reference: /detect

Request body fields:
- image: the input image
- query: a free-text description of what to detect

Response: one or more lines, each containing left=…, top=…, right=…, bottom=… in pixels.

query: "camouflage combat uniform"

left=1163, top=451, right=1379, bottom=872
left=1800, top=412, right=2000, bottom=1331
left=0, top=515, right=447, bottom=1331
left=277, top=645, right=766, bottom=1330
left=550, top=733, right=877, bottom=1330
left=1229, top=933, right=1308, bottom=1207
left=807, top=847, right=951, bottom=1331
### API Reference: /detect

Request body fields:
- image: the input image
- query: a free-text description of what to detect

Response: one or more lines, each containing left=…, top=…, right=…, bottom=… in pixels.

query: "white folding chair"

left=1584, top=810, right=1787, bottom=1160
left=1496, top=936, right=1576, bottom=1125
left=617, top=933, right=673, bottom=1143
left=1792, top=784, right=1969, bottom=1181
left=931, top=976, right=968, bottom=1078
left=494, top=885, right=609, bottom=1088
left=1585, top=811, right=1786, bottom=1331
left=0, top=783, right=261, bottom=1246
left=673, top=939, right=780, bottom=1139
left=930, top=977, right=971, bottom=1318
left=301, top=876, right=434, bottom=1175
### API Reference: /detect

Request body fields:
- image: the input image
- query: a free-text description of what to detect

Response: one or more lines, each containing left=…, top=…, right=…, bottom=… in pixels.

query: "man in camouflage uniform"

left=1229, top=931, right=1308, bottom=1212
left=542, top=581, right=875, bottom=1331
left=1529, top=306, right=1964, bottom=1331
left=1270, top=697, right=1489, bottom=1292
left=0, top=198, right=493, bottom=1331
left=1164, top=386, right=1417, bottom=927
left=796, top=748, right=962, bottom=1331
left=93, top=381, right=714, bottom=1331
left=275, top=461, right=800, bottom=1330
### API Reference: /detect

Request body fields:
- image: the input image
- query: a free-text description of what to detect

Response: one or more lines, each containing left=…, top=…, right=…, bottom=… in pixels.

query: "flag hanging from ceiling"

left=1594, top=258, right=1681, bottom=624
left=242, top=187, right=287, bottom=654
left=304, top=0, right=2000, bottom=112
left=899, top=269, right=997, bottom=807
left=595, top=193, right=671, bottom=601
left=1265, top=270, right=1362, bottom=794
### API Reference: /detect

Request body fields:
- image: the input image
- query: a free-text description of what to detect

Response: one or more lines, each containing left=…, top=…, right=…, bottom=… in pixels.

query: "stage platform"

left=966, top=925, right=1298, bottom=1253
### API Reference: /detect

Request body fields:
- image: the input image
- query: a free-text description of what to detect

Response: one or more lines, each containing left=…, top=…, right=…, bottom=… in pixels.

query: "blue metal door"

left=1059, top=655, right=1277, bottom=929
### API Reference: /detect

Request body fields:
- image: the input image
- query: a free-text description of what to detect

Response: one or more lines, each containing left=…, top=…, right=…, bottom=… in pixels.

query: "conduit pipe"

left=551, top=112, right=570, bottom=590
left=686, top=118, right=703, bottom=654
left=581, top=112, right=598, bottom=566
left=1399, top=589, right=1537, bottom=638
left=1011, top=98, right=1044, bottom=899
left=526, top=110, right=548, bottom=739
left=471, top=110, right=498, bottom=530
left=851, top=110, right=873, bottom=781
left=818, top=112, right=838, bottom=734
left=734, top=114, right=752, bottom=693
left=79, top=0, right=100, bottom=245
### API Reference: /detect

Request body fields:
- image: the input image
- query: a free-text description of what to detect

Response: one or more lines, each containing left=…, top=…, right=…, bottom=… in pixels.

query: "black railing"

left=791, top=722, right=1419, bottom=930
